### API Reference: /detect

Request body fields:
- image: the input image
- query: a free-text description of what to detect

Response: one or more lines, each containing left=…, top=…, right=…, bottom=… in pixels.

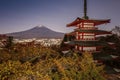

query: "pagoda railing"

left=75, top=39, right=98, bottom=41
left=75, top=27, right=98, bottom=30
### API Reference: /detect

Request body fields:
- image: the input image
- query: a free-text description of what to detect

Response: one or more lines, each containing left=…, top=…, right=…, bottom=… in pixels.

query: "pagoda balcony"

left=74, top=29, right=111, bottom=35
left=75, top=27, right=98, bottom=31
left=75, top=39, right=98, bottom=41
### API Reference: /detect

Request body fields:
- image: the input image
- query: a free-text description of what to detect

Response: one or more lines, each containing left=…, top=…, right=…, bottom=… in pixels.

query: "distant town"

left=14, top=38, right=62, bottom=46
left=0, top=34, right=62, bottom=49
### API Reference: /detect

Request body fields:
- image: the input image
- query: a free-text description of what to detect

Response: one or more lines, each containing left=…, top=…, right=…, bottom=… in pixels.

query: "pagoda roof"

left=66, top=31, right=75, bottom=36
left=67, top=17, right=110, bottom=27
left=75, top=29, right=111, bottom=35
left=93, top=53, right=120, bottom=61
left=74, top=40, right=107, bottom=47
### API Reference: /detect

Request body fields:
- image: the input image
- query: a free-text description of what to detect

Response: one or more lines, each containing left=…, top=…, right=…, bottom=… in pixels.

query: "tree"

left=5, top=36, right=14, bottom=50
left=79, top=52, right=106, bottom=80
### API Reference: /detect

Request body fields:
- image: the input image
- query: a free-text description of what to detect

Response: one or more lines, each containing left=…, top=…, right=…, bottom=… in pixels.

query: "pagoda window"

left=80, top=35, right=82, bottom=39
left=77, top=24, right=81, bottom=28
left=75, top=45, right=80, bottom=50
left=76, top=24, right=79, bottom=27
left=75, top=45, right=78, bottom=50
left=80, top=23, right=84, bottom=28
left=76, top=32, right=79, bottom=35
left=79, top=46, right=82, bottom=50
left=76, top=35, right=79, bottom=40
left=76, top=32, right=79, bottom=40
left=79, top=33, right=83, bottom=39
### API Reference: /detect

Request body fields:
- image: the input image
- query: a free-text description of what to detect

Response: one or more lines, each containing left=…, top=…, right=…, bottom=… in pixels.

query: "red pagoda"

left=66, top=0, right=111, bottom=52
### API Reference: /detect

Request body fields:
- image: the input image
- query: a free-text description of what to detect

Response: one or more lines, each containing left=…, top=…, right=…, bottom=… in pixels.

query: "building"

left=66, top=0, right=111, bottom=52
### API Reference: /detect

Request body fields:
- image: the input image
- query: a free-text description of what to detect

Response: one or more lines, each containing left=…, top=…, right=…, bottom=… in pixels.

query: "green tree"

left=5, top=36, right=14, bottom=50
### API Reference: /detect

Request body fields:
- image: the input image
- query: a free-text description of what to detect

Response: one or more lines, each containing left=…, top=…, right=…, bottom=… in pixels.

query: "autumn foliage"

left=0, top=44, right=106, bottom=80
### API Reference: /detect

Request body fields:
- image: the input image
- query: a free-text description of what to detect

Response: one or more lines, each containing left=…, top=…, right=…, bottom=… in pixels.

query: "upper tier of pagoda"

left=67, top=17, right=110, bottom=27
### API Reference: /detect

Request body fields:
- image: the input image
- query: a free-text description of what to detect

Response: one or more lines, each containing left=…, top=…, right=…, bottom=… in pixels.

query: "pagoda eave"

left=75, top=29, right=111, bottom=35
left=67, top=17, right=110, bottom=27
left=74, top=40, right=107, bottom=47
left=66, top=31, right=76, bottom=36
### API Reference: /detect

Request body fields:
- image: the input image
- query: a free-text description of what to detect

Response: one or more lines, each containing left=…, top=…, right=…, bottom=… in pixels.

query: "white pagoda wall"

left=75, top=45, right=96, bottom=52
left=77, top=23, right=94, bottom=28
left=83, top=47, right=96, bottom=51
left=75, top=22, right=97, bottom=52
left=83, top=23, right=94, bottom=28
left=76, top=32, right=95, bottom=40
left=83, top=35, right=95, bottom=39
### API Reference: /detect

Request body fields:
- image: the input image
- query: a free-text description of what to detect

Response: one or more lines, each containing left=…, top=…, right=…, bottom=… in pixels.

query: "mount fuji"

left=6, top=26, right=64, bottom=39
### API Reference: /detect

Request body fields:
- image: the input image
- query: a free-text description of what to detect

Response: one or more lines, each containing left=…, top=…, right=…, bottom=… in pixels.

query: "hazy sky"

left=0, top=0, right=120, bottom=34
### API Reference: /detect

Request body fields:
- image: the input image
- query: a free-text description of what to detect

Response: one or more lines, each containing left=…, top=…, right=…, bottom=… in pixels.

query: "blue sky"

left=0, top=0, right=120, bottom=34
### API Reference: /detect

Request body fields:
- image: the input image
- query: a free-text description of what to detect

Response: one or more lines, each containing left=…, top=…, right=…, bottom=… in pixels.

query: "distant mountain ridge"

left=6, top=26, right=64, bottom=39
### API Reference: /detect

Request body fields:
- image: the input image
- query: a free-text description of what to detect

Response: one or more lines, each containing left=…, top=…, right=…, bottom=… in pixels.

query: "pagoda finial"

left=83, top=0, right=89, bottom=19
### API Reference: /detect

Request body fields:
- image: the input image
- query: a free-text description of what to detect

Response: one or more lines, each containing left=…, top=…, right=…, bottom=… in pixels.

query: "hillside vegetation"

left=0, top=43, right=106, bottom=80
